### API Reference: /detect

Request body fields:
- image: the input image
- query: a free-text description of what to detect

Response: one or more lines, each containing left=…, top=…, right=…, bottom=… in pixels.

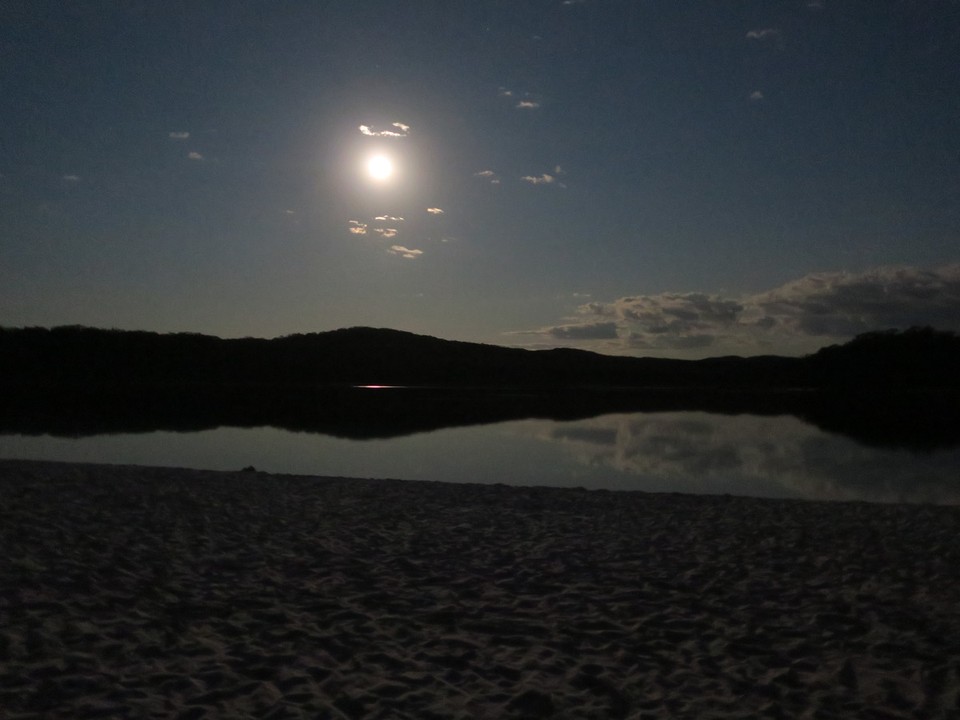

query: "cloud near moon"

left=358, top=122, right=410, bottom=138
left=389, top=245, right=423, bottom=259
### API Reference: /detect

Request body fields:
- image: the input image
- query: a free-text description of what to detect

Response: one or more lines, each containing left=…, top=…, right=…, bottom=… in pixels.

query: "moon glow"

left=366, top=154, right=394, bottom=181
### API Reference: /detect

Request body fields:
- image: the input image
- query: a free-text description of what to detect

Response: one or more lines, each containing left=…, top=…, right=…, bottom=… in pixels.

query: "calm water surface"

left=2, top=411, right=958, bottom=505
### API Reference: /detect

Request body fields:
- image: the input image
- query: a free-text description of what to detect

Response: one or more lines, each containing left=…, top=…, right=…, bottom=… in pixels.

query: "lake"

left=3, top=409, right=958, bottom=505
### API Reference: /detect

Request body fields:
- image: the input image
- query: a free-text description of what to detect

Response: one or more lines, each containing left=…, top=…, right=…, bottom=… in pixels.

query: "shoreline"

left=2, top=459, right=959, bottom=718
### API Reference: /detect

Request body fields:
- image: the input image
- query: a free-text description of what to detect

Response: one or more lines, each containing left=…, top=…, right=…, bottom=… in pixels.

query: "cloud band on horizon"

left=519, top=264, right=960, bottom=357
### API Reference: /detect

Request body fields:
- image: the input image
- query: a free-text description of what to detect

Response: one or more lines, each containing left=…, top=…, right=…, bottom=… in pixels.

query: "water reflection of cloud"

left=531, top=412, right=960, bottom=505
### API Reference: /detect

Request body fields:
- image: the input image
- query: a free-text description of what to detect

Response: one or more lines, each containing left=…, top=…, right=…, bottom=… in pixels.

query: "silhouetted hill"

left=2, top=324, right=959, bottom=390
left=2, top=325, right=959, bottom=450
left=0, top=324, right=745, bottom=388
left=808, top=326, right=960, bottom=388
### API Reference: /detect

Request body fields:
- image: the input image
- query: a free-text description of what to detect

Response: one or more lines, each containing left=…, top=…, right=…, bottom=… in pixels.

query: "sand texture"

left=1, top=459, right=959, bottom=719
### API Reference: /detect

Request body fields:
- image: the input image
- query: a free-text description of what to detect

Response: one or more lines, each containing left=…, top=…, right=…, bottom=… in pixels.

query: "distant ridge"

left=3, top=325, right=960, bottom=450
left=1, top=324, right=959, bottom=390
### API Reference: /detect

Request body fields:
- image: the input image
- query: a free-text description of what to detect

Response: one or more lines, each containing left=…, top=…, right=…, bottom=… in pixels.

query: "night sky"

left=3, top=1, right=960, bottom=358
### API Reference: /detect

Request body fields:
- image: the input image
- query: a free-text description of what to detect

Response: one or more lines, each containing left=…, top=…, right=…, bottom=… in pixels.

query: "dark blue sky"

left=3, top=0, right=959, bottom=357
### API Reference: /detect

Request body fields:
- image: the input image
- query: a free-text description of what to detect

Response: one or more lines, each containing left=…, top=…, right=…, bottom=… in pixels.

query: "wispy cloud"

left=746, top=28, right=779, bottom=40
left=168, top=131, right=190, bottom=140
left=348, top=220, right=368, bottom=235
left=374, top=215, right=404, bottom=222
left=373, top=227, right=399, bottom=239
left=389, top=245, right=423, bottom=259
left=187, top=151, right=203, bottom=161
left=359, top=122, right=410, bottom=138
left=61, top=175, right=81, bottom=182
left=474, top=170, right=500, bottom=184
left=522, top=173, right=556, bottom=185
left=426, top=207, right=444, bottom=215
left=518, top=264, right=960, bottom=358
left=750, top=90, right=764, bottom=101
left=501, top=88, right=542, bottom=109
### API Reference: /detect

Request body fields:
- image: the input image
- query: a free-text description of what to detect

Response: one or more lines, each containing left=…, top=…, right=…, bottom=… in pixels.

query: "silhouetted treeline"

left=2, top=325, right=959, bottom=450
left=0, top=324, right=749, bottom=387
left=2, top=324, right=959, bottom=389
left=807, top=326, right=960, bottom=388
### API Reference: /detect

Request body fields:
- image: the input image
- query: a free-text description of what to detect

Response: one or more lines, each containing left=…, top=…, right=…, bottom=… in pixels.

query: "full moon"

left=366, top=154, right=394, bottom=181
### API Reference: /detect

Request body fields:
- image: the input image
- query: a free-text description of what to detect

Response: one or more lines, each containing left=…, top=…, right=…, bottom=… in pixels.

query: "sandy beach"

left=1, top=459, right=958, bottom=719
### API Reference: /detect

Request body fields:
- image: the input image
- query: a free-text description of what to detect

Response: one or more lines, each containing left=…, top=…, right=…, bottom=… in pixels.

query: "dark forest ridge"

left=4, top=325, right=960, bottom=450
left=2, top=324, right=959, bottom=390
